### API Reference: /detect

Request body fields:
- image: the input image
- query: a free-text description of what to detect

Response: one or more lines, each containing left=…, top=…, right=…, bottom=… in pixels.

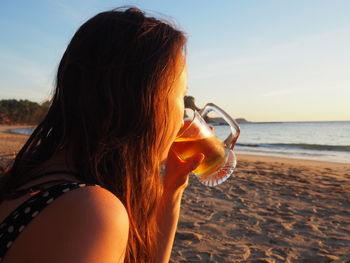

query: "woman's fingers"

left=163, top=150, right=204, bottom=192
left=183, top=153, right=205, bottom=172
left=167, top=150, right=204, bottom=174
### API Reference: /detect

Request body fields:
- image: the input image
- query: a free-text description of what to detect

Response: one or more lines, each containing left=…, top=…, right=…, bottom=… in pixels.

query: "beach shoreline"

left=0, top=125, right=32, bottom=156
left=1, top=124, right=349, bottom=165
left=237, top=153, right=350, bottom=169
left=1, top=125, right=350, bottom=262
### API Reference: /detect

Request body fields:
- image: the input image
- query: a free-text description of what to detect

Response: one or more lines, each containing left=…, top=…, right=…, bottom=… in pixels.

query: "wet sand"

left=1, top=125, right=349, bottom=262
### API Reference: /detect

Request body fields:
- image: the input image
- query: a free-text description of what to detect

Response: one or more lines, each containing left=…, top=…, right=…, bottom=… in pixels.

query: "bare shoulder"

left=17, top=185, right=129, bottom=263
left=64, top=184, right=129, bottom=223
left=57, top=184, right=129, bottom=229
left=51, top=185, right=130, bottom=262
left=62, top=185, right=129, bottom=232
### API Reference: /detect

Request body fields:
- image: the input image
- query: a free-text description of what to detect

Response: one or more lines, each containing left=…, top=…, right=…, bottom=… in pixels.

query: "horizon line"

left=242, top=120, right=350, bottom=123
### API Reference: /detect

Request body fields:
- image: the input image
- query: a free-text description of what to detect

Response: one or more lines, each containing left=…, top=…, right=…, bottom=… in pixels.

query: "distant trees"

left=0, top=97, right=247, bottom=125
left=0, top=99, right=50, bottom=124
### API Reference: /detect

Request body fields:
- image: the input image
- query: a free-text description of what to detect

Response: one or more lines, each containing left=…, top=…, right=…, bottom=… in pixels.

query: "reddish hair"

left=0, top=7, right=186, bottom=262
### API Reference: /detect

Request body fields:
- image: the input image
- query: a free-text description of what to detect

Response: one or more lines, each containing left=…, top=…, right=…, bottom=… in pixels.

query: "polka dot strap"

left=0, top=182, right=99, bottom=261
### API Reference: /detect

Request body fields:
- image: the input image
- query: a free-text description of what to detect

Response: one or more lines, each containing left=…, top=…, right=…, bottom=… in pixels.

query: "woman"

left=0, top=7, right=203, bottom=263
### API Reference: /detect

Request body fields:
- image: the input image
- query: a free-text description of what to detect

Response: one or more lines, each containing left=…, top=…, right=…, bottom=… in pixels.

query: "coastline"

left=2, top=124, right=349, bottom=165
left=236, top=148, right=350, bottom=165
left=1, top=123, right=349, bottom=167
left=237, top=153, right=350, bottom=168
left=0, top=125, right=32, bottom=156
left=215, top=122, right=350, bottom=165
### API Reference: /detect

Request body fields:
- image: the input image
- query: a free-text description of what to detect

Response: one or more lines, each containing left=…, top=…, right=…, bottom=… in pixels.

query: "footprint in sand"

left=179, top=221, right=200, bottom=229
left=205, top=211, right=231, bottom=222
left=175, top=231, right=202, bottom=244
left=281, top=222, right=295, bottom=231
left=199, top=223, right=225, bottom=236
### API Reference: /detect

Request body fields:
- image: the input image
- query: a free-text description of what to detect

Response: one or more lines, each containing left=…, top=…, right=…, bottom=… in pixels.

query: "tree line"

left=0, top=99, right=50, bottom=125
left=0, top=96, right=199, bottom=125
left=0, top=96, right=247, bottom=125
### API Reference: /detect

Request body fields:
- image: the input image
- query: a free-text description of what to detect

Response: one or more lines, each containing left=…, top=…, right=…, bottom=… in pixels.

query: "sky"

left=0, top=0, right=349, bottom=122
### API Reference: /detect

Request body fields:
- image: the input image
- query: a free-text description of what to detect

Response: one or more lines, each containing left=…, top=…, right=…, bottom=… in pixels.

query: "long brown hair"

left=0, top=7, right=186, bottom=262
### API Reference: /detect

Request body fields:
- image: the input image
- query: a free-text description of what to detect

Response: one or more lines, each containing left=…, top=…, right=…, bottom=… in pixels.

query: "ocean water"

left=213, top=121, right=350, bottom=164
left=11, top=121, right=350, bottom=164
left=10, top=127, right=35, bottom=136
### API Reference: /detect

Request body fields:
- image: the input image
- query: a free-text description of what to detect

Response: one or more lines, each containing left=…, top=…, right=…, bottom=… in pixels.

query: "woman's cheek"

left=175, top=106, right=183, bottom=131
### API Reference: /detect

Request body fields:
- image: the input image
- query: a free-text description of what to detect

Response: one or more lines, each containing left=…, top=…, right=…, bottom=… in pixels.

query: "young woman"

left=0, top=7, right=203, bottom=263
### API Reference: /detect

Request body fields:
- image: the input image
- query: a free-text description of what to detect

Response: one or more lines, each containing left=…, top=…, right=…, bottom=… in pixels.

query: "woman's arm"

left=154, top=150, right=204, bottom=263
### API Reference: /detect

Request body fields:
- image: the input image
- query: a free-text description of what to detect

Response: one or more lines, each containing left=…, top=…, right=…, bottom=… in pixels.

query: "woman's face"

left=160, top=62, right=188, bottom=161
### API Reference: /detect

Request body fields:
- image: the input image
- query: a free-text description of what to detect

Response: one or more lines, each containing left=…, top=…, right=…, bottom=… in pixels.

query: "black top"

left=0, top=181, right=100, bottom=262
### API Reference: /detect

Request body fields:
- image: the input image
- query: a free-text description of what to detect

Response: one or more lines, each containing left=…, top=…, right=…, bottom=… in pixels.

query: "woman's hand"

left=155, top=150, right=204, bottom=263
left=162, top=149, right=204, bottom=194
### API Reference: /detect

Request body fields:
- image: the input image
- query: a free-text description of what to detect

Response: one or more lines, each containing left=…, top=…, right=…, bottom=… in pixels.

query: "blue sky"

left=1, top=0, right=349, bottom=121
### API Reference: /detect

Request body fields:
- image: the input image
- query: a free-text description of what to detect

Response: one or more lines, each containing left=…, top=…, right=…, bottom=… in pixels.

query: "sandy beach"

left=1, top=125, right=349, bottom=262
left=0, top=125, right=31, bottom=155
left=0, top=125, right=32, bottom=171
left=172, top=155, right=350, bottom=263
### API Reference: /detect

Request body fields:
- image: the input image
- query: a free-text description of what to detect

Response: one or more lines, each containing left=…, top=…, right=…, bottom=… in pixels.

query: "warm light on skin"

left=160, top=63, right=188, bottom=162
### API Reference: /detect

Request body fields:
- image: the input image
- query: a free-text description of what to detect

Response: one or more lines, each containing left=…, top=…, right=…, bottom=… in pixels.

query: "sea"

left=214, top=121, right=350, bottom=164
left=10, top=121, right=350, bottom=164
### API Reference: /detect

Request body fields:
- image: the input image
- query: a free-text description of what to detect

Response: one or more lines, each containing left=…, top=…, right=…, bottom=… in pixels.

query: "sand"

left=0, top=125, right=31, bottom=171
left=172, top=155, right=350, bottom=263
left=1, top=125, right=349, bottom=262
left=0, top=125, right=31, bottom=155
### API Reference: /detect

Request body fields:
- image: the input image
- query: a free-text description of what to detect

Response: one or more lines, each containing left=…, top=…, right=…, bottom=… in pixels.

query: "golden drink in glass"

left=170, top=104, right=240, bottom=187
left=172, top=136, right=227, bottom=178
